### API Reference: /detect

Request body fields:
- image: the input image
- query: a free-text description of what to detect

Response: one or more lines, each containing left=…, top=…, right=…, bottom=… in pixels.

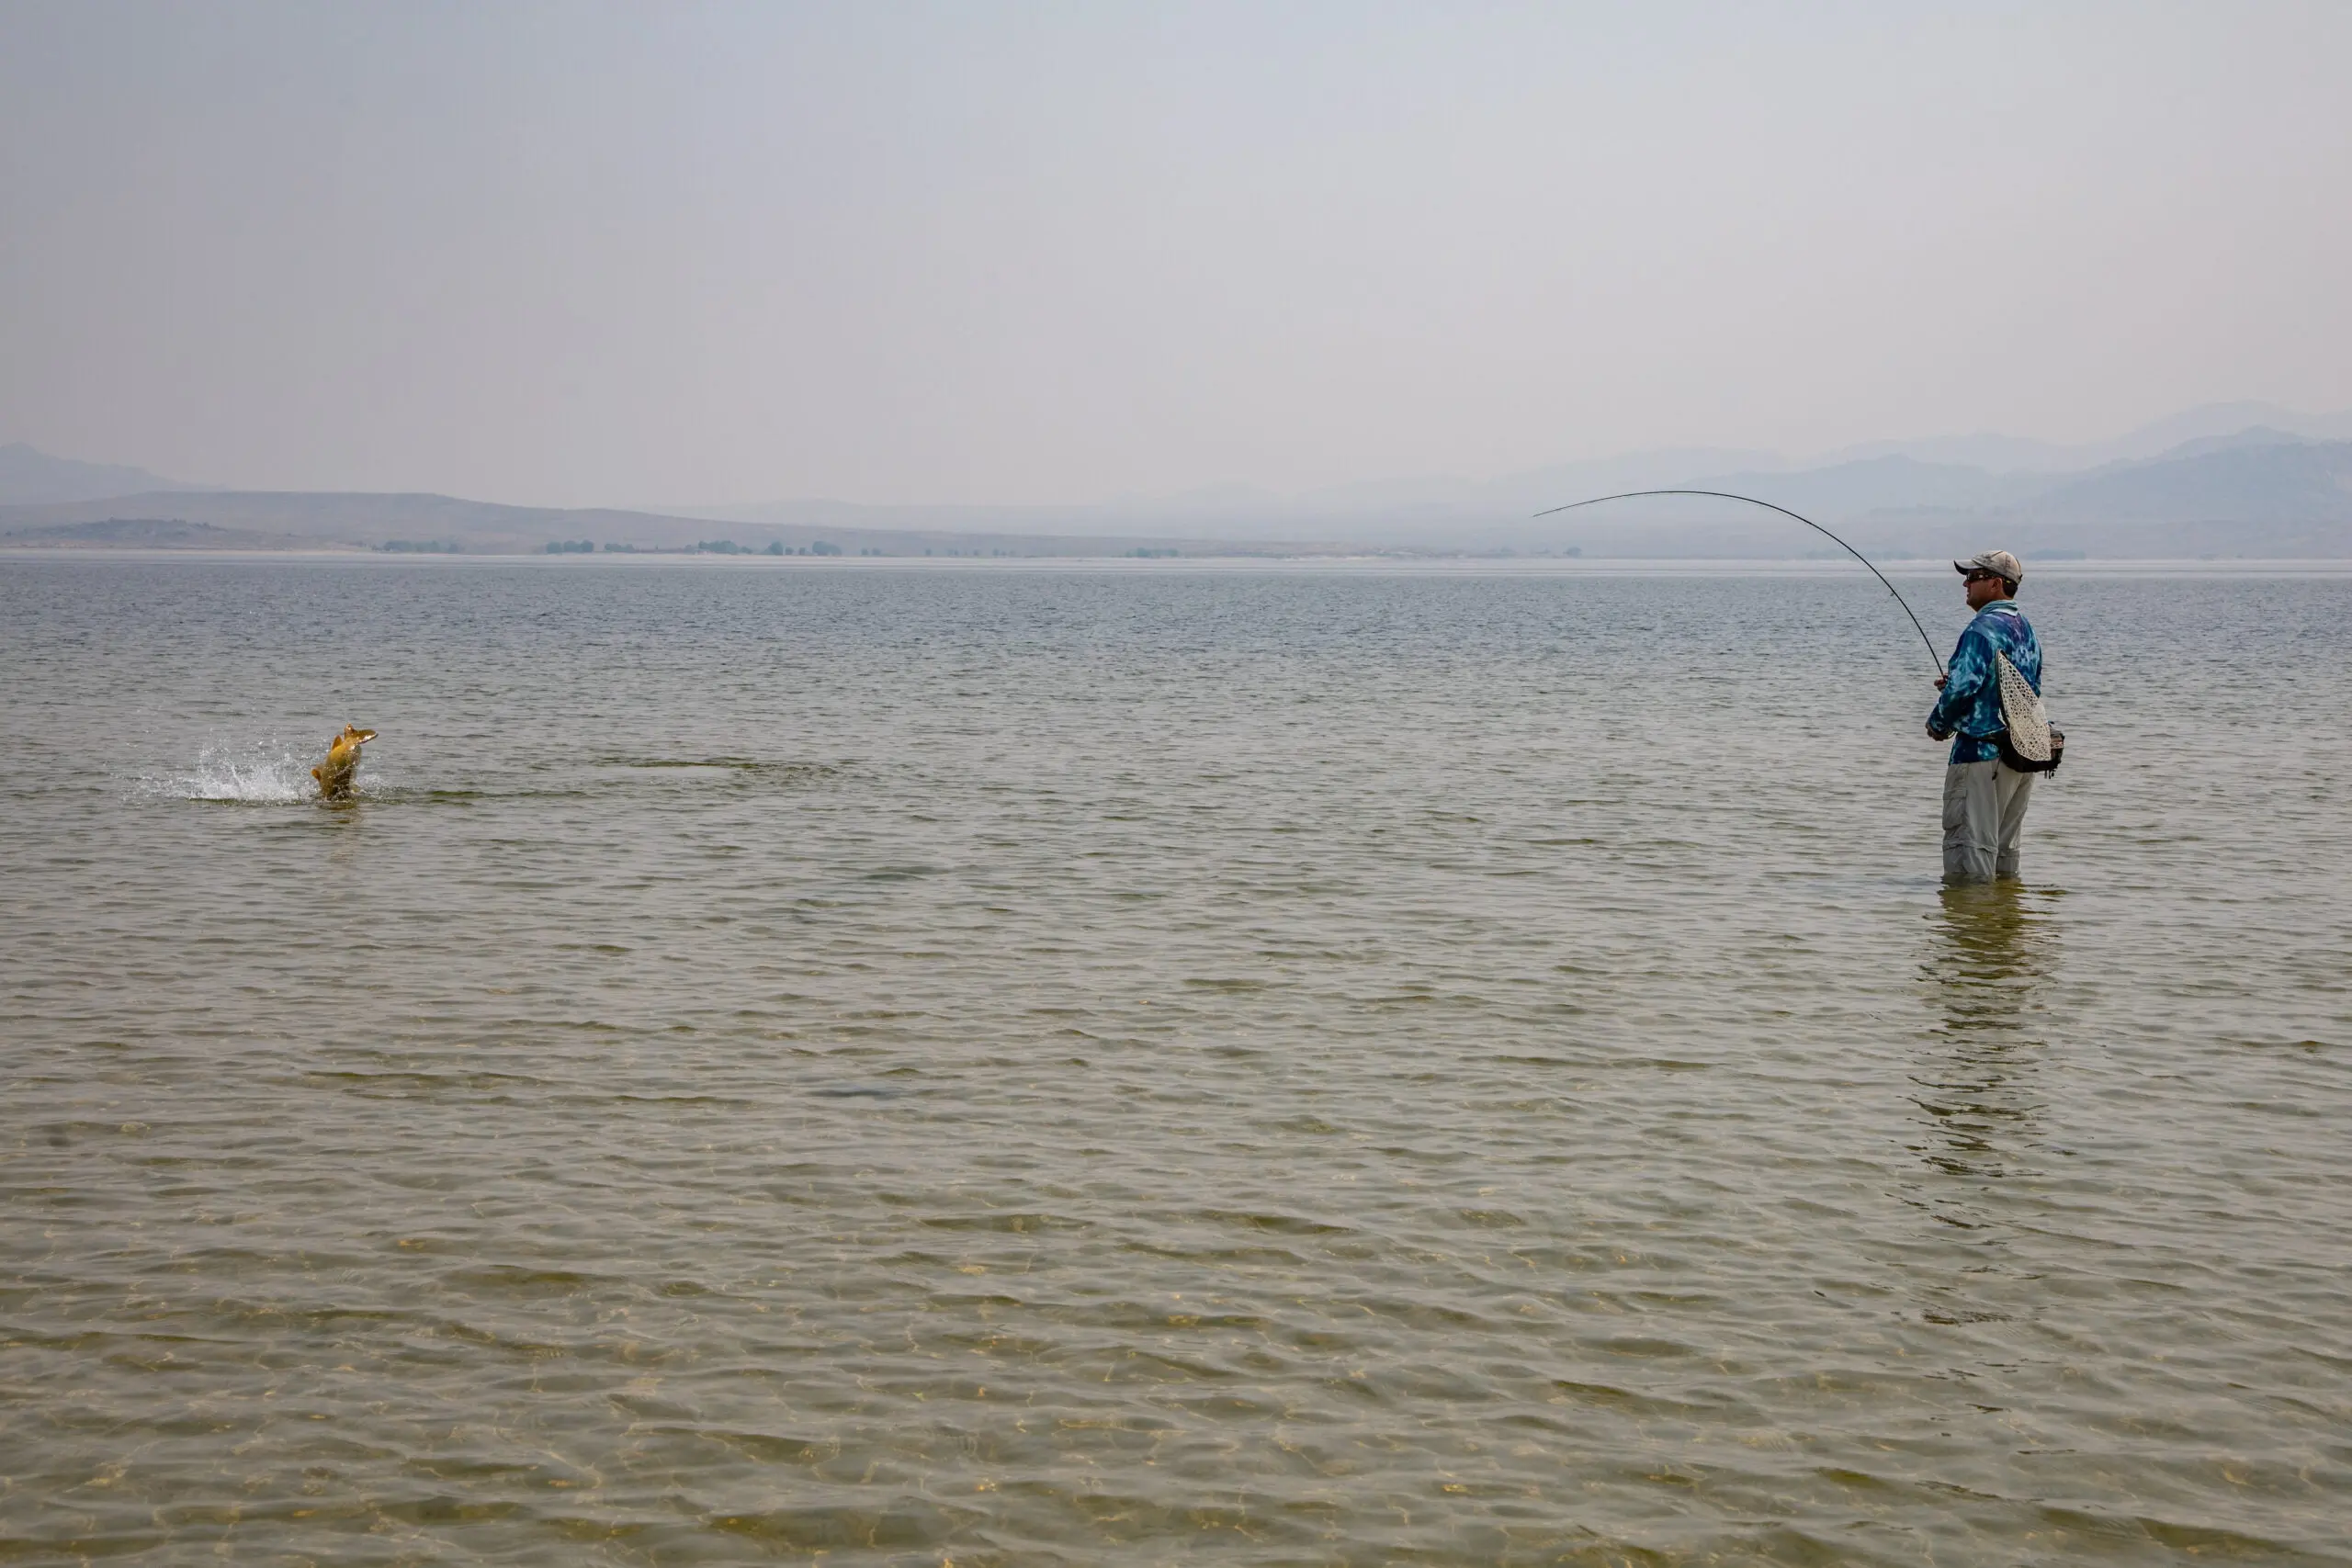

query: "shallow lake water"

left=2, top=555, right=2347, bottom=1564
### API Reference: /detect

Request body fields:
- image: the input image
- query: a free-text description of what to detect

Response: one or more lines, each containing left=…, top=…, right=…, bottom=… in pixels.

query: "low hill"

left=0, top=516, right=367, bottom=551
left=0, top=443, right=209, bottom=506
left=0, top=490, right=1348, bottom=558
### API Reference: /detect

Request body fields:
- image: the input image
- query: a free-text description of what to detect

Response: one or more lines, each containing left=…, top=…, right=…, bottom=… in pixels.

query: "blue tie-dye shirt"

left=1928, top=600, right=2041, bottom=765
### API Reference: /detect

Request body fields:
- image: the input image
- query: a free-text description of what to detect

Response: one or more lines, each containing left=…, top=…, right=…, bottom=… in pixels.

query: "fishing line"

left=1532, top=489, right=1946, bottom=678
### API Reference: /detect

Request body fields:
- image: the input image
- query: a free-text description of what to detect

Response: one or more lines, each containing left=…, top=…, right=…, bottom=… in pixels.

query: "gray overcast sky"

left=2, top=1, right=2347, bottom=507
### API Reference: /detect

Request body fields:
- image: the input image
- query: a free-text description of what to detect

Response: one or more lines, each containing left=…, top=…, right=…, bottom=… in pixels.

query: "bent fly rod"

left=1532, top=489, right=1945, bottom=678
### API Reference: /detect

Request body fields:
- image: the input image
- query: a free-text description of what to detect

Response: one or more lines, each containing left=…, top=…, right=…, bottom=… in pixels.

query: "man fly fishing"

left=1532, top=493, right=2062, bottom=886
left=1927, top=550, right=2049, bottom=883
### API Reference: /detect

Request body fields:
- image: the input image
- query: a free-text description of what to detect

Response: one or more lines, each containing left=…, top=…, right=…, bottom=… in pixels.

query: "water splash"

left=137, top=739, right=329, bottom=805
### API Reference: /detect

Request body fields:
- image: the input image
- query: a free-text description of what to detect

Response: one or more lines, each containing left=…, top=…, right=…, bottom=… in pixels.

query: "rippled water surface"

left=3, top=556, right=2348, bottom=1565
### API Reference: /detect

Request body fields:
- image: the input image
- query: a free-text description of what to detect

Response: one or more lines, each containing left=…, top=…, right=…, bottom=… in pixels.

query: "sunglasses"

left=1963, top=570, right=2002, bottom=584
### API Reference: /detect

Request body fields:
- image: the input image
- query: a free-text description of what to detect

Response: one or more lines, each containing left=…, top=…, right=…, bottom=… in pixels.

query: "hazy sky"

left=3, top=2, right=2347, bottom=506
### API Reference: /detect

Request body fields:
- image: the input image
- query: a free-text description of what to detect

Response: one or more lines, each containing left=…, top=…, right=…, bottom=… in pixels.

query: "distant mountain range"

left=1802, top=400, right=2352, bottom=473
left=6, top=400, right=2351, bottom=557
left=659, top=403, right=2352, bottom=558
left=0, top=442, right=212, bottom=506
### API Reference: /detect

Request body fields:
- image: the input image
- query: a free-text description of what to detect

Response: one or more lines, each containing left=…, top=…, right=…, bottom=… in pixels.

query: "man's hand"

left=1926, top=722, right=1950, bottom=741
left=1933, top=676, right=1948, bottom=690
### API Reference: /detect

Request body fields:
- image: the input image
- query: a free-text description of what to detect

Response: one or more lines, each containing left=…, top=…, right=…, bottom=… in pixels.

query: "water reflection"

left=1910, top=882, right=2058, bottom=1181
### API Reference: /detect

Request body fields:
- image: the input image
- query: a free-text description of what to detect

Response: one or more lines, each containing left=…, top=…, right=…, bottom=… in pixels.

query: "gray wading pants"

left=1942, top=759, right=2035, bottom=882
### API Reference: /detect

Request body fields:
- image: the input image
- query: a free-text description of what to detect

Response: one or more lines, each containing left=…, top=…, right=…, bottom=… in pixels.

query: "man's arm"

left=1927, top=625, right=1990, bottom=739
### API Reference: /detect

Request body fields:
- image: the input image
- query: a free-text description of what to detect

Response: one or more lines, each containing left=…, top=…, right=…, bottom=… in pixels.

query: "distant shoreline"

left=8, top=547, right=2349, bottom=574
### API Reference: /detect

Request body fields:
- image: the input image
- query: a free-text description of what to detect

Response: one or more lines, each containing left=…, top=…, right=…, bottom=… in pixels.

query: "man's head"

left=1955, top=549, right=2022, bottom=611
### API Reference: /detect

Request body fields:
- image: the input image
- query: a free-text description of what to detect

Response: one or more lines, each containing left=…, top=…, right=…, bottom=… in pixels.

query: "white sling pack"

left=1994, top=650, right=2064, bottom=772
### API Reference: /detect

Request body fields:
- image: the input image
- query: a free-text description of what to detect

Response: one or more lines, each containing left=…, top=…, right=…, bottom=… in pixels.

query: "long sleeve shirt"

left=1928, top=600, right=2041, bottom=765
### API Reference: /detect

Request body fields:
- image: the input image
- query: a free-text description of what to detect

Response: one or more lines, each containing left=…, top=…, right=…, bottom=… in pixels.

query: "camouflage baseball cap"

left=1953, top=548, right=2024, bottom=584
